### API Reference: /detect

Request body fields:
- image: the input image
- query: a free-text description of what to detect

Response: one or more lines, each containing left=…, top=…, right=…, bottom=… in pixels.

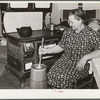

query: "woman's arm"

left=76, top=50, right=100, bottom=71
left=85, top=50, right=100, bottom=60
left=39, top=45, right=64, bottom=55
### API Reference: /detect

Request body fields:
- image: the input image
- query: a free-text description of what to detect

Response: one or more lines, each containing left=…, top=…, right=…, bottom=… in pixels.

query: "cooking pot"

left=17, top=26, right=32, bottom=37
left=55, top=21, right=69, bottom=33
left=55, top=25, right=66, bottom=32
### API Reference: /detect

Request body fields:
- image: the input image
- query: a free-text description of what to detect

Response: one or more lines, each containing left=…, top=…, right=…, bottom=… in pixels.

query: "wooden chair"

left=73, top=72, right=97, bottom=89
left=73, top=61, right=98, bottom=89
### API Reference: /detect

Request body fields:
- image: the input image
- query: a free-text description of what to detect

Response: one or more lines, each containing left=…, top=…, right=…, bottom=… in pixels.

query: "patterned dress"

left=47, top=25, right=100, bottom=89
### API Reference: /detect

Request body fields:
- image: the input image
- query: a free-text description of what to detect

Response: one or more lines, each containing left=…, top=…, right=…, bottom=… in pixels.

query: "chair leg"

left=74, top=73, right=95, bottom=89
left=91, top=77, right=98, bottom=89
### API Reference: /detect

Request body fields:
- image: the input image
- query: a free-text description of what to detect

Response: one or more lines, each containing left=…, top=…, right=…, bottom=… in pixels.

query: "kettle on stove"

left=17, top=26, right=32, bottom=38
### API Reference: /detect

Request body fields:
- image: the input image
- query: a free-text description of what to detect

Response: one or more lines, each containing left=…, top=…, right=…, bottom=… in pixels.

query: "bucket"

left=30, top=64, right=47, bottom=89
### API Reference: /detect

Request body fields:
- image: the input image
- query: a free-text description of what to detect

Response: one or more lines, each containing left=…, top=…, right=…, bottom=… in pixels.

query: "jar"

left=50, top=24, right=55, bottom=31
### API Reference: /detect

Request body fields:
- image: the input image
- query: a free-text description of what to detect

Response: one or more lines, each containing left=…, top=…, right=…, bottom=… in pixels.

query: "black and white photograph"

left=0, top=1, right=100, bottom=98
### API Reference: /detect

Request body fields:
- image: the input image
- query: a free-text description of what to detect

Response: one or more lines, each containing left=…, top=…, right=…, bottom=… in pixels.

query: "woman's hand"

left=38, top=46, right=47, bottom=55
left=76, top=55, right=88, bottom=71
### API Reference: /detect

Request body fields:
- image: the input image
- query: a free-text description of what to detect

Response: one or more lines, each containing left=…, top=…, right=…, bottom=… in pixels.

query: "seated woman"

left=39, top=9, right=100, bottom=89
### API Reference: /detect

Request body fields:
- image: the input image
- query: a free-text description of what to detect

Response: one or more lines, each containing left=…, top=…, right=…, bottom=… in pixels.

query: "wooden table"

left=92, top=58, right=100, bottom=89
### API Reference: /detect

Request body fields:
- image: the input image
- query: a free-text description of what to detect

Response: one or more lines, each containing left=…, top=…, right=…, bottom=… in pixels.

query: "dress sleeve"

left=58, top=28, right=69, bottom=49
left=89, top=30, right=100, bottom=50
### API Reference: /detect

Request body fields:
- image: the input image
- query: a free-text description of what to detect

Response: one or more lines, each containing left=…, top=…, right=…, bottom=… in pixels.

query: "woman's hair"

left=69, top=9, right=85, bottom=23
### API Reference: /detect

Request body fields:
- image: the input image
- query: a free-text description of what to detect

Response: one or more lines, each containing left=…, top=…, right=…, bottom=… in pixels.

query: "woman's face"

left=68, top=14, right=81, bottom=30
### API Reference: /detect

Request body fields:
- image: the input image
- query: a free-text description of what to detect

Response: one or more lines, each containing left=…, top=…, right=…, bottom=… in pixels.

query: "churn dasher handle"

left=38, top=38, right=44, bottom=68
